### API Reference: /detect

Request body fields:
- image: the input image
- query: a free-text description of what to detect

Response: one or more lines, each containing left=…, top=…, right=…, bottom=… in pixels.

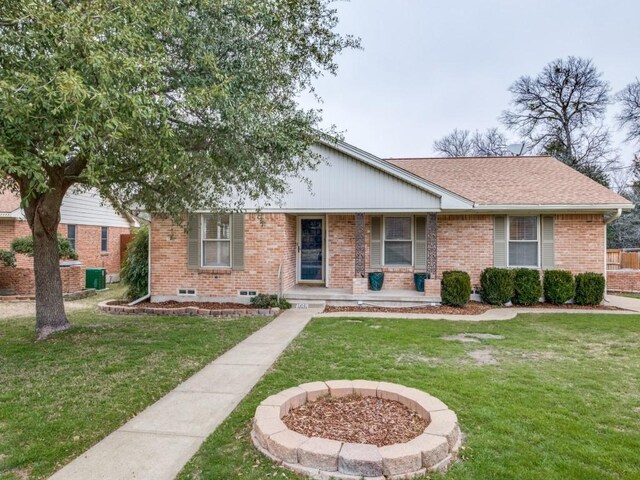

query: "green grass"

left=0, top=288, right=270, bottom=480
left=178, top=313, right=640, bottom=480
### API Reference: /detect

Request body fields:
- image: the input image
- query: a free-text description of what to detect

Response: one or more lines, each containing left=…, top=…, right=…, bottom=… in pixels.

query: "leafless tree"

left=433, top=128, right=508, bottom=157
left=501, top=56, right=617, bottom=185
left=617, top=79, right=640, bottom=146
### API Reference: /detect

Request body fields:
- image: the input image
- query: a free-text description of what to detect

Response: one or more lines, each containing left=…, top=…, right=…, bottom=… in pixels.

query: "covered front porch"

left=284, top=283, right=440, bottom=305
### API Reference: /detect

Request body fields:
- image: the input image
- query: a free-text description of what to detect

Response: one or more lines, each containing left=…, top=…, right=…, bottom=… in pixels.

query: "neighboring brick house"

left=149, top=139, right=633, bottom=303
left=0, top=188, right=136, bottom=294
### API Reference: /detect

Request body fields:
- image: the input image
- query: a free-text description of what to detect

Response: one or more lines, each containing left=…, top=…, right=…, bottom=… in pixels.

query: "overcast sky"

left=298, top=0, right=640, bottom=164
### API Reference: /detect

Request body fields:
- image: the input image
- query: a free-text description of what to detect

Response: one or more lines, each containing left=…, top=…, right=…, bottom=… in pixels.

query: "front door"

left=298, top=217, right=325, bottom=283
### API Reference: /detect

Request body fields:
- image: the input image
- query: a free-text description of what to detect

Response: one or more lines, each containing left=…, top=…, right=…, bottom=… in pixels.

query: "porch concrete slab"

left=49, top=431, right=203, bottom=480
left=122, top=391, right=239, bottom=437
left=50, top=306, right=323, bottom=480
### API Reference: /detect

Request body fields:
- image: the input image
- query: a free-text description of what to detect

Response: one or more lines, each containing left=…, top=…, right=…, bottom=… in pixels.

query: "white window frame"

left=507, top=215, right=540, bottom=268
left=382, top=215, right=414, bottom=267
left=200, top=214, right=232, bottom=268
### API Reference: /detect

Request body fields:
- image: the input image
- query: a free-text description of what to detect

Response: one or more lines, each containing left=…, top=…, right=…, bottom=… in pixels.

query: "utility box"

left=86, top=268, right=107, bottom=290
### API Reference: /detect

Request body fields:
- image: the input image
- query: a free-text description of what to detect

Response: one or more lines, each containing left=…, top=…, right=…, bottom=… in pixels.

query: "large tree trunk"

left=23, top=188, right=71, bottom=340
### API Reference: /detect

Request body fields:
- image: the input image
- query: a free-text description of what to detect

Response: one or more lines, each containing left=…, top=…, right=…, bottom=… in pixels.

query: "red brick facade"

left=0, top=260, right=84, bottom=295
left=0, top=219, right=128, bottom=274
left=606, top=270, right=640, bottom=293
left=150, top=212, right=606, bottom=301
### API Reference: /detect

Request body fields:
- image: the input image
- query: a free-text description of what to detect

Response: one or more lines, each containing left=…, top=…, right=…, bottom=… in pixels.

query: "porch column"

left=353, top=212, right=368, bottom=294
left=425, top=212, right=440, bottom=298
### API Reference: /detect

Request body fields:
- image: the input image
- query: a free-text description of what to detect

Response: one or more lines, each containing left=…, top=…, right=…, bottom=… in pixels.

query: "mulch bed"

left=106, top=300, right=251, bottom=310
left=282, top=395, right=427, bottom=447
left=323, top=301, right=622, bottom=314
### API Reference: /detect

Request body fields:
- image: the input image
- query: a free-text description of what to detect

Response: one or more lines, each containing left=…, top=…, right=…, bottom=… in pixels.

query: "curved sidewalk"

left=49, top=305, right=324, bottom=480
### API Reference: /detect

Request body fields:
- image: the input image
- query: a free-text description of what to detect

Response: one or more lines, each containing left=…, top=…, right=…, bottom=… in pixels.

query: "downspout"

left=603, top=208, right=622, bottom=302
left=128, top=221, right=151, bottom=306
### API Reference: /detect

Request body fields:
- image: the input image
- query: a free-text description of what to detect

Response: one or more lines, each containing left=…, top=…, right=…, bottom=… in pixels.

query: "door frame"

left=296, top=215, right=326, bottom=284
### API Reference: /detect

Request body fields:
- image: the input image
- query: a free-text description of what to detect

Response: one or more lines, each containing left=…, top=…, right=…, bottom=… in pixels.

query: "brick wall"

left=438, top=214, right=494, bottom=288
left=606, top=270, right=640, bottom=293
left=150, top=213, right=296, bottom=299
left=0, top=261, right=85, bottom=295
left=554, top=214, right=605, bottom=275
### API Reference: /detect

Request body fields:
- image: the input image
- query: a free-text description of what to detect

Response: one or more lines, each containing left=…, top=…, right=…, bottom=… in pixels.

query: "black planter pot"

left=368, top=272, right=384, bottom=291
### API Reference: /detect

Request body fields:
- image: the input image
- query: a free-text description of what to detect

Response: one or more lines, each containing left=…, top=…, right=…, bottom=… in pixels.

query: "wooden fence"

left=607, top=249, right=640, bottom=270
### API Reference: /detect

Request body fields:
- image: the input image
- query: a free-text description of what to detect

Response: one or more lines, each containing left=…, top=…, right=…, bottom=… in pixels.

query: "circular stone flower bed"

left=98, top=300, right=279, bottom=317
left=252, top=380, right=462, bottom=479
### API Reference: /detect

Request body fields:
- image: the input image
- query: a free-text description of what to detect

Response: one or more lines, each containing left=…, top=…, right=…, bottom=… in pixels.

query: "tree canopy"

left=433, top=128, right=508, bottom=157
left=0, top=0, right=358, bottom=337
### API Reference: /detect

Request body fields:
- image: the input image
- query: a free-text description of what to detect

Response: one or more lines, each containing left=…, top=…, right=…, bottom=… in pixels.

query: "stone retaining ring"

left=251, top=380, right=462, bottom=479
left=97, top=300, right=279, bottom=317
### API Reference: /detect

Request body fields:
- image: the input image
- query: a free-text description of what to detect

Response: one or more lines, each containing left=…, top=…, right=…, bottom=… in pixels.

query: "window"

left=67, top=224, right=76, bottom=250
left=383, top=217, right=412, bottom=265
left=101, top=226, right=108, bottom=252
left=508, top=216, right=538, bottom=267
left=201, top=214, right=231, bottom=267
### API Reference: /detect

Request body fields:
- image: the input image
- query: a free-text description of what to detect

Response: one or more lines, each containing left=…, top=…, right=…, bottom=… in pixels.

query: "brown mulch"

left=106, top=300, right=251, bottom=309
left=323, top=301, right=622, bottom=314
left=324, top=301, right=492, bottom=315
left=282, top=394, right=427, bottom=447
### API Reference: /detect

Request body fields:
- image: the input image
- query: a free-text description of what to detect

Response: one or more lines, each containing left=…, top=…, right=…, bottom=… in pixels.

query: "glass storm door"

left=299, top=218, right=324, bottom=282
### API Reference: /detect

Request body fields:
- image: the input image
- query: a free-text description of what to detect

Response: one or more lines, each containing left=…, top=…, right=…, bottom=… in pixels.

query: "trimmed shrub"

left=512, top=268, right=542, bottom=305
left=250, top=294, right=291, bottom=309
left=10, top=234, right=78, bottom=260
left=543, top=270, right=575, bottom=304
left=0, top=250, right=16, bottom=267
left=574, top=272, right=605, bottom=306
left=121, top=227, right=149, bottom=301
left=480, top=268, right=514, bottom=305
left=441, top=271, right=471, bottom=307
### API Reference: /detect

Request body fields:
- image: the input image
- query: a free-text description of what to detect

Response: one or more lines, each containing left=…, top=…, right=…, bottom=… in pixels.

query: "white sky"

left=298, top=0, right=640, bottom=164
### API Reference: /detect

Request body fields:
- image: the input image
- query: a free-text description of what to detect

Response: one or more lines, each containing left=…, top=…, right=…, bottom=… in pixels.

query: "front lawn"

left=0, top=292, right=270, bottom=480
left=179, top=313, right=640, bottom=480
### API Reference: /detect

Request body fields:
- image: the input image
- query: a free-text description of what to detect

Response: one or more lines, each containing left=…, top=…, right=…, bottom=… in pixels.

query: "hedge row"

left=441, top=268, right=605, bottom=307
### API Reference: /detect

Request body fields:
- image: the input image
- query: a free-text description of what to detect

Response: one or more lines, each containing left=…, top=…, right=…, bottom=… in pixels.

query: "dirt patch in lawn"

left=441, top=333, right=505, bottom=343
left=467, top=349, right=498, bottom=365
left=107, top=300, right=251, bottom=309
left=282, top=394, right=427, bottom=447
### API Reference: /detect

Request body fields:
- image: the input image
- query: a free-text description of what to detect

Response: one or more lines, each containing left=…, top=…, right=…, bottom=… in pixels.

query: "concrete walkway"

left=605, top=294, right=640, bottom=312
left=49, top=305, right=324, bottom=480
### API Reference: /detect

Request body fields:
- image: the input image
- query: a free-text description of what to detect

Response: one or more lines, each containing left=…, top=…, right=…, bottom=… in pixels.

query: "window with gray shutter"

left=187, top=213, right=201, bottom=270
left=231, top=213, right=244, bottom=271
left=541, top=215, right=555, bottom=269
left=494, top=216, right=507, bottom=267
left=370, top=216, right=382, bottom=268
left=414, top=216, right=426, bottom=269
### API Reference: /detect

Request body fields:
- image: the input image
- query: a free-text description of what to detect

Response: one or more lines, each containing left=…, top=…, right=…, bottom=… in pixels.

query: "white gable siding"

left=60, top=189, right=131, bottom=228
left=246, top=143, right=442, bottom=212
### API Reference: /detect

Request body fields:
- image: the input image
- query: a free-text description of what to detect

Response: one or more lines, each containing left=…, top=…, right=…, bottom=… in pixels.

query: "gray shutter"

left=494, top=216, right=507, bottom=267
left=231, top=213, right=245, bottom=271
left=414, top=216, right=426, bottom=269
left=370, top=216, right=382, bottom=268
left=541, top=215, right=555, bottom=269
left=187, top=213, right=201, bottom=270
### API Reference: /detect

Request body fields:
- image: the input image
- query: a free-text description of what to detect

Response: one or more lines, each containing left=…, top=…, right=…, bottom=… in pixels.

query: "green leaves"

left=2, top=0, right=358, bottom=213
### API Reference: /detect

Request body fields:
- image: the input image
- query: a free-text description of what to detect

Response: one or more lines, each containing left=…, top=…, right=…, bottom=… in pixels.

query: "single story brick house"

left=0, top=188, right=136, bottom=294
left=149, top=139, right=633, bottom=303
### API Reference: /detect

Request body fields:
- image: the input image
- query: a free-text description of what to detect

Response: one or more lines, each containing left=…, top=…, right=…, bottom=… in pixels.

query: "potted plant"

left=368, top=271, right=384, bottom=291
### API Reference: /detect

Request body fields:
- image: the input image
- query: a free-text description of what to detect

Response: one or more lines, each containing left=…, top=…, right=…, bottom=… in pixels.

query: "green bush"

left=543, top=270, right=575, bottom=304
left=120, top=227, right=149, bottom=301
left=440, top=271, right=471, bottom=307
left=480, top=268, right=514, bottom=305
left=250, top=294, right=291, bottom=309
left=10, top=234, right=78, bottom=260
left=512, top=268, right=542, bottom=305
left=0, top=250, right=15, bottom=267
left=574, top=272, right=605, bottom=306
